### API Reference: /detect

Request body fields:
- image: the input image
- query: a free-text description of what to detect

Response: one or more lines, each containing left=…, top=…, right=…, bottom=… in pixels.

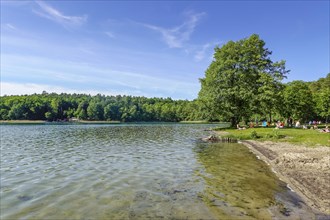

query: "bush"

left=272, top=129, right=285, bottom=139
left=265, top=133, right=273, bottom=138
left=250, top=130, right=259, bottom=139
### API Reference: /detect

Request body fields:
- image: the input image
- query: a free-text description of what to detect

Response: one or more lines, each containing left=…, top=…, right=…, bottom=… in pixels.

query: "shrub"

left=250, top=130, right=259, bottom=139
left=272, top=129, right=285, bottom=139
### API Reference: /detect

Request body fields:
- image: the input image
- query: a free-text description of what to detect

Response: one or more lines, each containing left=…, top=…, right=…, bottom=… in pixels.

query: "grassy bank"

left=214, top=127, right=330, bottom=147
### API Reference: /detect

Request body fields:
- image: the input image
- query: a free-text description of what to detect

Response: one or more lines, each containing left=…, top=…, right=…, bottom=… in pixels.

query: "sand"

left=241, top=140, right=330, bottom=215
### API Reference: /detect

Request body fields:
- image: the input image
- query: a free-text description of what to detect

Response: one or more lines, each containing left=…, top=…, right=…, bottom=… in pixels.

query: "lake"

left=0, top=124, right=315, bottom=219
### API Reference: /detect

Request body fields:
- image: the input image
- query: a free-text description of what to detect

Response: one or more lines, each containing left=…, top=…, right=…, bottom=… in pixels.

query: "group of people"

left=236, top=119, right=329, bottom=133
left=309, top=120, right=322, bottom=125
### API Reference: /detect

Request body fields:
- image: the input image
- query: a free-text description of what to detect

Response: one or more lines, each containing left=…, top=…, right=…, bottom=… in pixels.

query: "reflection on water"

left=0, top=124, right=316, bottom=219
left=195, top=142, right=316, bottom=220
left=195, top=142, right=281, bottom=219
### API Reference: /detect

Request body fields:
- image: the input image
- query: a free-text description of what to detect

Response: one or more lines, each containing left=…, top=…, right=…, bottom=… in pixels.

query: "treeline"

left=0, top=93, right=202, bottom=122
left=0, top=72, right=328, bottom=124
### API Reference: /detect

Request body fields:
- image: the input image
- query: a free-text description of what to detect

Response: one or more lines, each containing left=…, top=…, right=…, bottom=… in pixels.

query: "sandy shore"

left=241, top=140, right=330, bottom=215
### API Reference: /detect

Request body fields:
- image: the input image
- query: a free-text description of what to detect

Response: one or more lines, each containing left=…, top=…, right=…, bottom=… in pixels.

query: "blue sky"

left=1, top=1, right=329, bottom=100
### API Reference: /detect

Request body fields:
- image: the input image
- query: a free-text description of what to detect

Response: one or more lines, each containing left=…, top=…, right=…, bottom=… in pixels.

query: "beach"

left=241, top=140, right=330, bottom=216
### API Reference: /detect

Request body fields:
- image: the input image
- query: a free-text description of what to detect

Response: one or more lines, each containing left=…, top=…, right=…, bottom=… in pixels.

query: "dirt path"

left=241, top=140, right=330, bottom=215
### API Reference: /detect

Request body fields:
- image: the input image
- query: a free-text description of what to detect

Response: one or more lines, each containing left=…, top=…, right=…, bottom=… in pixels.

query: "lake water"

left=0, top=124, right=316, bottom=219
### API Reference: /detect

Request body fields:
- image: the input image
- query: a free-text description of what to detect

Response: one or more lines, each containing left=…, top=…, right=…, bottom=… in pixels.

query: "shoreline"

left=240, top=140, right=330, bottom=216
left=0, top=120, right=121, bottom=124
left=0, top=120, right=227, bottom=125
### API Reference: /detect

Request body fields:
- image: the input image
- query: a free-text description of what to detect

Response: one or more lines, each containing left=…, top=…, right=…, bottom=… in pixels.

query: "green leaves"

left=283, top=81, right=314, bottom=120
left=198, top=34, right=289, bottom=126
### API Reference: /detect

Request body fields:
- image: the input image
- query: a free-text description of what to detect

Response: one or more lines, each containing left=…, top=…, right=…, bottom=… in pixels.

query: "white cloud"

left=142, top=11, right=205, bottom=48
left=34, top=1, right=87, bottom=28
left=105, top=31, right=115, bottom=39
left=0, top=82, right=118, bottom=96
left=194, top=43, right=211, bottom=62
left=5, top=23, right=17, bottom=31
left=1, top=54, right=200, bottom=99
left=194, top=41, right=222, bottom=62
left=0, top=80, right=198, bottom=99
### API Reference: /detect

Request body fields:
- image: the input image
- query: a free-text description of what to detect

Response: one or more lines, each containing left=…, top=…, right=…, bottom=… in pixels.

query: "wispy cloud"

left=194, top=41, right=222, bottom=62
left=141, top=11, right=205, bottom=48
left=1, top=54, right=199, bottom=99
left=5, top=23, right=17, bottom=31
left=105, top=31, right=115, bottom=39
left=194, top=43, right=211, bottom=62
left=0, top=82, right=117, bottom=96
left=34, top=1, right=87, bottom=28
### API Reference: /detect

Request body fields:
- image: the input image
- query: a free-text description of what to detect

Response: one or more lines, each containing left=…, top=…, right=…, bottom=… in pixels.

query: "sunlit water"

left=0, top=124, right=316, bottom=219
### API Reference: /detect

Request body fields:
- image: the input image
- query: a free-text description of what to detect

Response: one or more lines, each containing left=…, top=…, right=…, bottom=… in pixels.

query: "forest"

left=0, top=93, right=201, bottom=122
left=1, top=35, right=329, bottom=125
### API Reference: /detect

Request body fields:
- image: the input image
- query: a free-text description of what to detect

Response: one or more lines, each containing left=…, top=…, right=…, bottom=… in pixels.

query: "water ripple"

left=1, top=124, right=218, bottom=219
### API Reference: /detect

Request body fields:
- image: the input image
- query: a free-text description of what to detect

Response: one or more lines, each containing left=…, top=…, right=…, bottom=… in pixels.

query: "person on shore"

left=295, top=120, right=301, bottom=128
left=320, top=126, right=330, bottom=133
left=276, top=121, right=284, bottom=129
left=237, top=124, right=246, bottom=130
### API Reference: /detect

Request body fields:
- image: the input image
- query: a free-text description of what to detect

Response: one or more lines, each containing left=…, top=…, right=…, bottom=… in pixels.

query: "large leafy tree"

left=314, top=89, right=330, bottom=123
left=198, top=34, right=288, bottom=126
left=283, top=80, right=315, bottom=122
left=256, top=61, right=287, bottom=122
left=309, top=73, right=330, bottom=122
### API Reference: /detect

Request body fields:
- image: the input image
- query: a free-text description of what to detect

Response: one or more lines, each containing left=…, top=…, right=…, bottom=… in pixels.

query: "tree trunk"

left=231, top=117, right=238, bottom=128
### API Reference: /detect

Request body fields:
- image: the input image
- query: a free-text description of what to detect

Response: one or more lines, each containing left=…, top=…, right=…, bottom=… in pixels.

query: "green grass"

left=216, top=127, right=330, bottom=147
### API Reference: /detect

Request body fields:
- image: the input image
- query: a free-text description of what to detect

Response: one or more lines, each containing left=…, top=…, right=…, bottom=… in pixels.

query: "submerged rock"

left=201, top=135, right=237, bottom=143
left=17, top=195, right=33, bottom=201
left=202, top=135, right=220, bottom=142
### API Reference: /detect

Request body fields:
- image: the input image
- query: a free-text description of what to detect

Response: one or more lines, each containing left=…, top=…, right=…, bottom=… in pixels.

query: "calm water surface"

left=0, top=124, right=315, bottom=219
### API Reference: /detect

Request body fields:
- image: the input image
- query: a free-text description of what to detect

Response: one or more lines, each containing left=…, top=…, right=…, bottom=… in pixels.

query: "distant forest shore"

left=0, top=119, right=218, bottom=125
left=0, top=94, right=198, bottom=122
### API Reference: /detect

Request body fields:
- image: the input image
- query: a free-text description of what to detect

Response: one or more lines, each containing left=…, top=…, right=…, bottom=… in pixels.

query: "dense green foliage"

left=198, top=34, right=288, bottom=126
left=0, top=93, right=202, bottom=122
left=198, top=34, right=329, bottom=125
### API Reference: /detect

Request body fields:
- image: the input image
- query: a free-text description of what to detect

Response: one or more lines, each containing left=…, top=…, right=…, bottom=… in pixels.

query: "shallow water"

left=0, top=124, right=315, bottom=219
